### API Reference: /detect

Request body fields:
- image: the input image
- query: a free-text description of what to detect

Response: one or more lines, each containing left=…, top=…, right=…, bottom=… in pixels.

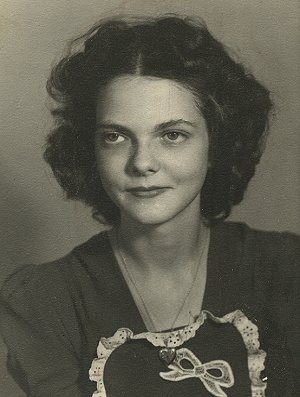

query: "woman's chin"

left=121, top=208, right=177, bottom=227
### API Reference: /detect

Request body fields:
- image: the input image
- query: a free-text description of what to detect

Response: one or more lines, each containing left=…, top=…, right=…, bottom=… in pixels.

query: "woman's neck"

left=115, top=208, right=207, bottom=275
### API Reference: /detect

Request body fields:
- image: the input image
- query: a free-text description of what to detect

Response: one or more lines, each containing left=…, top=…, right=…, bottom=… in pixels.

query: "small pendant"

left=159, top=348, right=176, bottom=365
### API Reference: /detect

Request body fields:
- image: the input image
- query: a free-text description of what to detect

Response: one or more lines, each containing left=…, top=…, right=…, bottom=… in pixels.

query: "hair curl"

left=44, top=14, right=273, bottom=225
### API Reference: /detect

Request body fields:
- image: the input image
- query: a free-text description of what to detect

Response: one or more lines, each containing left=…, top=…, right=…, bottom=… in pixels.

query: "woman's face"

left=95, top=75, right=209, bottom=226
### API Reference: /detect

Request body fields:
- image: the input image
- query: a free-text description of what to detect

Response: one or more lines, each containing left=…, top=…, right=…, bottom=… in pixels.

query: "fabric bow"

left=160, top=348, right=234, bottom=397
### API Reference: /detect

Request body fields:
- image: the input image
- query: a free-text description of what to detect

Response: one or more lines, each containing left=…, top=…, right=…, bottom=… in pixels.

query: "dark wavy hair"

left=44, top=14, right=273, bottom=225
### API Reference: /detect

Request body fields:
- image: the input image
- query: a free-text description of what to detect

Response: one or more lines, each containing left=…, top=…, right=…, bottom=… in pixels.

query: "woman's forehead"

left=96, top=75, right=204, bottom=127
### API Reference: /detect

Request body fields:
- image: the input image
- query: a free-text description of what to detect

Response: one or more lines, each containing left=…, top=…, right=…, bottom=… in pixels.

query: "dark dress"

left=0, top=222, right=299, bottom=397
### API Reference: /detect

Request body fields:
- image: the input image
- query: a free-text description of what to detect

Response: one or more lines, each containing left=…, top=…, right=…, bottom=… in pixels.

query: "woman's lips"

left=126, top=186, right=170, bottom=198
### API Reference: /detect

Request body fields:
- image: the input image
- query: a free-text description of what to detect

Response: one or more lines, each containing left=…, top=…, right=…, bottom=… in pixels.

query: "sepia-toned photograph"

left=0, top=1, right=299, bottom=396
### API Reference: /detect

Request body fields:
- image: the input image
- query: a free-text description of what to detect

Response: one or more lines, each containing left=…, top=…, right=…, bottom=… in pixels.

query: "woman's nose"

left=127, top=142, right=159, bottom=176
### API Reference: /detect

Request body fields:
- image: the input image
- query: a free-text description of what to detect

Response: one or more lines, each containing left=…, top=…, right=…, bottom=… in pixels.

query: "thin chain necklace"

left=113, top=227, right=209, bottom=333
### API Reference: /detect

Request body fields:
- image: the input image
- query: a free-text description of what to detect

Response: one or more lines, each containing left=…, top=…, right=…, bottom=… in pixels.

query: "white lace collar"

left=89, top=309, right=267, bottom=397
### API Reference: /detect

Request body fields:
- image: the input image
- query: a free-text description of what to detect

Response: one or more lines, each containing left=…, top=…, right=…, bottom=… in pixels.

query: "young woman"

left=0, top=15, right=299, bottom=397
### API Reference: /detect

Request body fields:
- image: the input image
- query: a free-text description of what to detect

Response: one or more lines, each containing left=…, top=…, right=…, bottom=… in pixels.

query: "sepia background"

left=0, top=0, right=299, bottom=394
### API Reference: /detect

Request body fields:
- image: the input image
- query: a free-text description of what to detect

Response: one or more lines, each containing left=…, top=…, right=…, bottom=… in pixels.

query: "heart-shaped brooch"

left=159, top=347, right=176, bottom=365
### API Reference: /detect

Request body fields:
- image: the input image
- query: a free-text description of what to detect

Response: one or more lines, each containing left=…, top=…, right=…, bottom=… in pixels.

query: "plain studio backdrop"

left=0, top=0, right=299, bottom=395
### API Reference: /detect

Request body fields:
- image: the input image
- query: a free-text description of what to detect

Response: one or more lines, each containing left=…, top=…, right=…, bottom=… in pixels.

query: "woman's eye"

left=103, top=132, right=126, bottom=143
left=162, top=131, right=187, bottom=143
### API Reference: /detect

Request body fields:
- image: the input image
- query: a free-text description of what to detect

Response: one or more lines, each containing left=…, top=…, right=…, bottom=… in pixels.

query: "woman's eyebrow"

left=155, top=119, right=196, bottom=130
left=96, top=122, right=130, bottom=133
left=96, top=119, right=196, bottom=132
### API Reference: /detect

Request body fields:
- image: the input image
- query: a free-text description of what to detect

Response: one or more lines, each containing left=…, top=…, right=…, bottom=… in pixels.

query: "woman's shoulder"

left=217, top=220, right=299, bottom=241
left=216, top=222, right=300, bottom=308
left=214, top=223, right=299, bottom=339
left=0, top=231, right=114, bottom=375
left=217, top=221, right=300, bottom=266
left=0, top=230, right=112, bottom=306
left=211, top=221, right=299, bottom=302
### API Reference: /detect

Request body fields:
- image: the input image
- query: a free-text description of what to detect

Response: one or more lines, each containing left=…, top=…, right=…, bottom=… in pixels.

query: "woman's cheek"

left=174, top=151, right=208, bottom=184
left=97, top=152, right=124, bottom=189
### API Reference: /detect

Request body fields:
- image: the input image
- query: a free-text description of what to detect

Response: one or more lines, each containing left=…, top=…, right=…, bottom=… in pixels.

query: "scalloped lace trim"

left=89, top=309, right=267, bottom=397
